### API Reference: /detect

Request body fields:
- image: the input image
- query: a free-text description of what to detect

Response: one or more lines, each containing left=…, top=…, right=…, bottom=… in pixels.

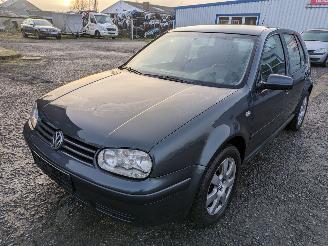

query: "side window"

left=90, top=16, right=96, bottom=24
left=295, top=36, right=306, bottom=67
left=260, top=35, right=286, bottom=82
left=283, top=34, right=302, bottom=74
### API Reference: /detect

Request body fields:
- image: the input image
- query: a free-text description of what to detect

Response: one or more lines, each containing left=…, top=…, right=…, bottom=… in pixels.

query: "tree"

left=70, top=0, right=98, bottom=12
left=70, top=0, right=89, bottom=12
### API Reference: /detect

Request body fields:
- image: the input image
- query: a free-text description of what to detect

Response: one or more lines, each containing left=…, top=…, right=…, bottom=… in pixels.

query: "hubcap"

left=206, top=157, right=236, bottom=216
left=297, top=97, right=308, bottom=127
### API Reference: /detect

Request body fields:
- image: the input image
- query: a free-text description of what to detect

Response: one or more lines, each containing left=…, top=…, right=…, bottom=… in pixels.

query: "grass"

left=0, top=47, right=21, bottom=60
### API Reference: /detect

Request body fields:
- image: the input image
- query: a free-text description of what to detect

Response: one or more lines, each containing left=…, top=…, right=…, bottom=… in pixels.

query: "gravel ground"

left=0, top=37, right=327, bottom=246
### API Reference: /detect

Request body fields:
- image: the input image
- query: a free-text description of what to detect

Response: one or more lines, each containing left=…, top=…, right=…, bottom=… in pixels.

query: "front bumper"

left=309, top=53, right=328, bottom=64
left=23, top=121, right=204, bottom=224
left=100, top=30, right=118, bottom=37
left=39, top=31, right=61, bottom=37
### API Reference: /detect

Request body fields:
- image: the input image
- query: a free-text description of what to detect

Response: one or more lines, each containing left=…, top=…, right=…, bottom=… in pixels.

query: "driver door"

left=248, top=34, right=288, bottom=152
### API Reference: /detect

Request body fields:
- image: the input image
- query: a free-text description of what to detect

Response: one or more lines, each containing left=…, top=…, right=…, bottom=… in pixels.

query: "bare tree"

left=70, top=0, right=98, bottom=12
left=70, top=0, right=89, bottom=12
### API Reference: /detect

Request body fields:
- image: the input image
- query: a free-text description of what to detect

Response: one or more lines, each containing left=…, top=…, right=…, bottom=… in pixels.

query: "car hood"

left=99, top=23, right=117, bottom=29
left=305, top=40, right=328, bottom=50
left=40, top=70, right=237, bottom=151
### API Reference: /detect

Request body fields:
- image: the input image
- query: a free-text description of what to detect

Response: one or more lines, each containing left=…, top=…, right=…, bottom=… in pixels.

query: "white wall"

left=175, top=0, right=328, bottom=32
left=102, top=1, right=142, bottom=14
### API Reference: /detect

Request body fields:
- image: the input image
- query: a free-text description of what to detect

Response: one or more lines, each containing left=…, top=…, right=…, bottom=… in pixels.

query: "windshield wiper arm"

left=146, top=74, right=192, bottom=84
left=121, top=66, right=143, bottom=75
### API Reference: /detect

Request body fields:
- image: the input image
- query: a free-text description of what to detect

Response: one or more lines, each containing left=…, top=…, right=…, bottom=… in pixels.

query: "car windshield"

left=33, top=19, right=52, bottom=26
left=94, top=15, right=112, bottom=24
left=125, top=32, right=256, bottom=87
left=302, top=31, right=328, bottom=42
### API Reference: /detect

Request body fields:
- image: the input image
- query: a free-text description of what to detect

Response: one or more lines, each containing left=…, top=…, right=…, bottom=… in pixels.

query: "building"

left=102, top=1, right=174, bottom=16
left=0, top=0, right=40, bottom=31
left=175, top=0, right=328, bottom=32
left=0, top=0, right=40, bottom=16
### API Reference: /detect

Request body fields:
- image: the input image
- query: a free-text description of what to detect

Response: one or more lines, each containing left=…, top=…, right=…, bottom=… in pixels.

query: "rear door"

left=248, top=34, right=288, bottom=151
left=282, top=33, right=307, bottom=115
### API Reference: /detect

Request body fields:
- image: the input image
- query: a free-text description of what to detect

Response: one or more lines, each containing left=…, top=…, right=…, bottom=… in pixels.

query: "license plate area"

left=32, top=152, right=74, bottom=193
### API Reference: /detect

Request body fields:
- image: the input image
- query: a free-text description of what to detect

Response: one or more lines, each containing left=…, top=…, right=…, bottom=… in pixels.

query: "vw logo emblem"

left=52, top=131, right=64, bottom=150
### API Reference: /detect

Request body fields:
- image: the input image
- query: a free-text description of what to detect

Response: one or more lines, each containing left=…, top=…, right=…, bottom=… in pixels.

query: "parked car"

left=21, top=18, right=62, bottom=39
left=302, top=29, right=328, bottom=67
left=23, top=25, right=312, bottom=226
left=82, top=12, right=118, bottom=38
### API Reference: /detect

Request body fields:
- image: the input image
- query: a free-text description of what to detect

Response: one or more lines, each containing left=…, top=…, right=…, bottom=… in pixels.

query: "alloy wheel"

left=206, top=157, right=236, bottom=216
left=297, top=97, right=308, bottom=127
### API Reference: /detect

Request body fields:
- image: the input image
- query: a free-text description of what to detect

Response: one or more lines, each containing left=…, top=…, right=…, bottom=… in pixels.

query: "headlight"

left=30, top=103, right=39, bottom=128
left=101, top=26, right=107, bottom=31
left=314, top=48, right=328, bottom=54
left=97, top=149, right=152, bottom=179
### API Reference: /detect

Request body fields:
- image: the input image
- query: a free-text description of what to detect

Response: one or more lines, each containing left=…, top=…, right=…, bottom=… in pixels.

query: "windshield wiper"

left=145, top=73, right=193, bottom=84
left=121, top=66, right=143, bottom=75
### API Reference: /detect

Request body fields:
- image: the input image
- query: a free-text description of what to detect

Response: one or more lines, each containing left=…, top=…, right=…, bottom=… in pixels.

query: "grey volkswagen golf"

left=23, top=25, right=312, bottom=226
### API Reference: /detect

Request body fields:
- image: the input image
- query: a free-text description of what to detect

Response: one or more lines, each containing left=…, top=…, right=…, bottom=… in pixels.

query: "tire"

left=35, top=30, right=41, bottom=39
left=22, top=31, right=28, bottom=38
left=190, top=145, right=241, bottom=227
left=324, top=57, right=328, bottom=68
left=95, top=30, right=101, bottom=39
left=287, top=93, right=309, bottom=131
left=56, top=35, right=62, bottom=40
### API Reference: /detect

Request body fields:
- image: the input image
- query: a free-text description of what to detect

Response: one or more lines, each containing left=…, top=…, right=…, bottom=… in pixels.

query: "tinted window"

left=302, top=30, right=328, bottom=42
left=283, top=34, right=302, bottom=74
left=33, top=19, right=52, bottom=26
left=126, top=32, right=256, bottom=87
left=260, top=35, right=286, bottom=82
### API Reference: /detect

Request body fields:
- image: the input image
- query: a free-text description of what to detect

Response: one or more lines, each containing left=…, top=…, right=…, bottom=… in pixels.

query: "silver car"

left=302, top=29, right=328, bottom=67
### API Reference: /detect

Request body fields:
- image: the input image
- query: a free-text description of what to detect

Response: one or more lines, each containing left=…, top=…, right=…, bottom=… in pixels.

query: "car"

left=23, top=25, right=313, bottom=226
left=302, top=29, right=328, bottom=67
left=21, top=18, right=62, bottom=40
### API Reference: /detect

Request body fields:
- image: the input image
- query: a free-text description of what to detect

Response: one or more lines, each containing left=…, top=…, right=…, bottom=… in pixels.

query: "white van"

left=83, top=13, right=118, bottom=38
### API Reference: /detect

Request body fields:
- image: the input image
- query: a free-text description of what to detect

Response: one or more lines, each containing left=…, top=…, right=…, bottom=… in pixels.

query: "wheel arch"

left=199, top=126, right=248, bottom=169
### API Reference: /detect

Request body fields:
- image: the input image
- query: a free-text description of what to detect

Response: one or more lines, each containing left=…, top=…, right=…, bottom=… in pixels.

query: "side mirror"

left=259, top=74, right=294, bottom=90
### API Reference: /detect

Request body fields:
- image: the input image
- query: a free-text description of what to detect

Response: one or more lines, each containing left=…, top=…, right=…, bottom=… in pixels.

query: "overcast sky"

left=27, top=0, right=226, bottom=12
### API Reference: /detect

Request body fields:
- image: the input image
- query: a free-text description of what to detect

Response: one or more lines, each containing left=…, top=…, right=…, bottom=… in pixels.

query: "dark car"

left=23, top=25, right=312, bottom=226
left=21, top=18, right=62, bottom=39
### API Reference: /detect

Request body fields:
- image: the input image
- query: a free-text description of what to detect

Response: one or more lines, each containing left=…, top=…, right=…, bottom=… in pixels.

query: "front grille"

left=107, top=28, right=116, bottom=32
left=35, top=119, right=98, bottom=165
left=310, top=57, right=321, bottom=61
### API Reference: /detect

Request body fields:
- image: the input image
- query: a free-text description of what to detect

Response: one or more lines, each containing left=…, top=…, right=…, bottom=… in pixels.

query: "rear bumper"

left=23, top=121, right=205, bottom=224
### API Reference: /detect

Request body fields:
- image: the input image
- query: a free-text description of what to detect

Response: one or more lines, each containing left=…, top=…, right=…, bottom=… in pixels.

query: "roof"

left=305, top=29, right=328, bottom=32
left=173, top=25, right=274, bottom=36
left=0, top=9, right=24, bottom=17
left=125, top=1, right=173, bottom=14
left=102, top=1, right=174, bottom=15
left=176, top=0, right=268, bottom=10
left=0, top=0, right=41, bottom=16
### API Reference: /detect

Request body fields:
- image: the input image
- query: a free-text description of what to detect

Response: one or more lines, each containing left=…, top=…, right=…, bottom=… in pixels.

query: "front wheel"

left=35, top=31, right=41, bottom=39
left=56, top=35, right=62, bottom=40
left=287, top=93, right=309, bottom=131
left=190, top=145, right=240, bottom=227
left=22, top=31, right=28, bottom=38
